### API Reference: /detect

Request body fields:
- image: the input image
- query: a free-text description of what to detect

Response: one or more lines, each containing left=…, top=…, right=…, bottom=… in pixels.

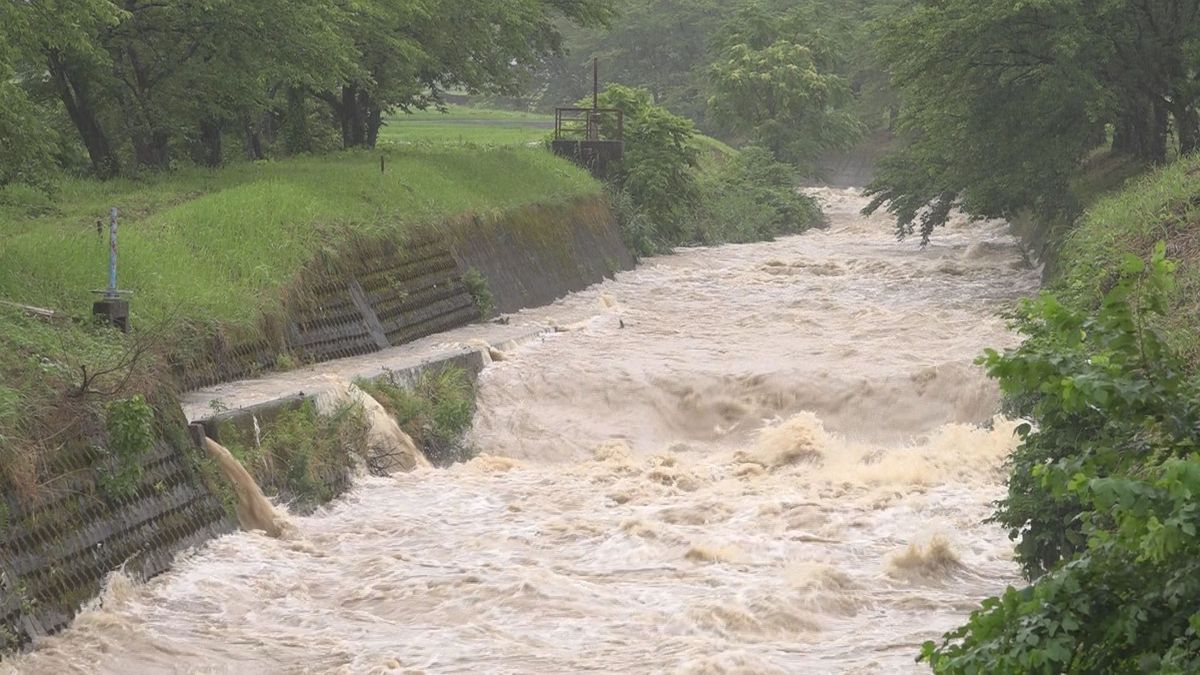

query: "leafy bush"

left=693, top=146, right=823, bottom=244
left=215, top=399, right=368, bottom=512
left=462, top=268, right=495, bottom=319
left=99, top=395, right=156, bottom=501
left=0, top=77, right=56, bottom=190
left=587, top=86, right=821, bottom=254
left=925, top=244, right=1200, bottom=672
left=580, top=85, right=701, bottom=251
left=608, top=186, right=659, bottom=258
left=357, top=366, right=476, bottom=466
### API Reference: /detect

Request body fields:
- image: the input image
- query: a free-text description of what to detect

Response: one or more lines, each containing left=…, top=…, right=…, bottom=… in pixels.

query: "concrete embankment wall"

left=451, top=197, right=633, bottom=314
left=0, top=403, right=234, bottom=652
left=1, top=194, right=632, bottom=656
left=178, top=194, right=631, bottom=389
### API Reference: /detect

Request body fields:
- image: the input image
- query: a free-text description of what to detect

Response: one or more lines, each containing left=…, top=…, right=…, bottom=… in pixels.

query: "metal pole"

left=593, top=57, right=599, bottom=111
left=107, top=207, right=118, bottom=298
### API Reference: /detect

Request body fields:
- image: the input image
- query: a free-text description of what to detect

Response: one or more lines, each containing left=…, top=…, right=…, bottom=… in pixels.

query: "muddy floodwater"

left=4, top=188, right=1041, bottom=674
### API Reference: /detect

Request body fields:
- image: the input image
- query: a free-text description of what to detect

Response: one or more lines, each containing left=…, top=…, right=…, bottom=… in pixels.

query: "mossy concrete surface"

left=451, top=195, right=635, bottom=314
left=0, top=401, right=234, bottom=654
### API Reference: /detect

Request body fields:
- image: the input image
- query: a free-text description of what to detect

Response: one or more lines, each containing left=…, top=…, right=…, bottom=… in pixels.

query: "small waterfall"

left=314, top=380, right=430, bottom=474
left=202, top=437, right=294, bottom=538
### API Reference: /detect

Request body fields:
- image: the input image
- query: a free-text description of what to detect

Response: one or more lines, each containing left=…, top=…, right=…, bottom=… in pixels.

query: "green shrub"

left=357, top=366, right=476, bottom=466
left=694, top=146, right=823, bottom=244
left=580, top=85, right=701, bottom=247
left=608, top=187, right=660, bottom=257
left=99, top=395, right=156, bottom=501
left=215, top=399, right=368, bottom=513
left=579, top=86, right=821, bottom=253
left=463, top=268, right=495, bottom=319
left=925, top=244, right=1200, bottom=673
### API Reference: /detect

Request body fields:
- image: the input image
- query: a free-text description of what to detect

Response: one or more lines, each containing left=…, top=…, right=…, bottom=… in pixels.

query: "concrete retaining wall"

left=178, top=233, right=480, bottom=390
left=179, top=194, right=630, bottom=389
left=0, top=406, right=234, bottom=653
left=452, top=196, right=634, bottom=314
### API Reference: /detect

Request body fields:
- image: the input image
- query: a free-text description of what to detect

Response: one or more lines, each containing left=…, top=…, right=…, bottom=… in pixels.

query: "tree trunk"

left=331, top=84, right=381, bottom=148
left=47, top=51, right=120, bottom=178
left=339, top=85, right=370, bottom=148
left=120, top=45, right=171, bottom=171
left=282, top=87, right=312, bottom=154
left=1151, top=97, right=1169, bottom=163
left=1112, top=113, right=1132, bottom=154
left=366, top=101, right=382, bottom=149
left=340, top=85, right=356, bottom=148
left=1113, top=95, right=1169, bottom=164
left=261, top=109, right=278, bottom=147
left=197, top=119, right=223, bottom=167
left=242, top=114, right=265, bottom=160
left=132, top=131, right=170, bottom=171
left=352, top=89, right=368, bottom=147
left=1172, top=102, right=1200, bottom=156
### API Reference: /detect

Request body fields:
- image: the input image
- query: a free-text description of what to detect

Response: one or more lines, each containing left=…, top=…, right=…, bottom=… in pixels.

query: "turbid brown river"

left=3, top=188, right=1041, bottom=674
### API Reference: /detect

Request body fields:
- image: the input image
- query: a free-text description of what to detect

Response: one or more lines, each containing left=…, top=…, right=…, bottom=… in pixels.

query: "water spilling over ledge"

left=4, top=188, right=1041, bottom=673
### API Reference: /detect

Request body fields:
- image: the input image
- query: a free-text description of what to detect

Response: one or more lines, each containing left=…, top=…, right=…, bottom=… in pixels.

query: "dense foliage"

left=693, top=147, right=823, bottom=244
left=583, top=85, right=701, bottom=248
left=706, top=3, right=864, bottom=166
left=588, top=85, right=820, bottom=254
left=924, top=245, right=1200, bottom=672
left=357, top=368, right=477, bottom=467
left=534, top=0, right=888, bottom=164
left=0, top=0, right=613, bottom=184
left=214, top=399, right=369, bottom=512
left=866, top=0, right=1200, bottom=243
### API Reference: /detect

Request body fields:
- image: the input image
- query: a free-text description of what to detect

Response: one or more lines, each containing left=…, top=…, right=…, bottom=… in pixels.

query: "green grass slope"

left=1056, top=153, right=1200, bottom=361
left=0, top=144, right=598, bottom=489
left=0, top=146, right=598, bottom=326
left=379, top=105, right=554, bottom=146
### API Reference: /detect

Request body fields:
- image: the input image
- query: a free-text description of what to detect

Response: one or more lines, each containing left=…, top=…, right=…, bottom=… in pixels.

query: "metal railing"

left=554, top=108, right=624, bottom=142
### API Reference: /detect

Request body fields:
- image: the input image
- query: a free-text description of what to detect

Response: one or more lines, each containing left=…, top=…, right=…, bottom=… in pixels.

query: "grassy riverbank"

left=1053, top=153, right=1200, bottom=361
left=0, top=103, right=758, bottom=496
left=0, top=146, right=597, bottom=325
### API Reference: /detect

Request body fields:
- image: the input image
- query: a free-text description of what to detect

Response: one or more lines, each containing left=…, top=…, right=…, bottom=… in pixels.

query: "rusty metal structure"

left=551, top=59, right=625, bottom=179
left=554, top=107, right=624, bottom=142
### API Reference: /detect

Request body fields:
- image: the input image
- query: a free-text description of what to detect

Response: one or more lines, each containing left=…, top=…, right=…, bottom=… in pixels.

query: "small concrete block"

left=92, top=298, right=130, bottom=333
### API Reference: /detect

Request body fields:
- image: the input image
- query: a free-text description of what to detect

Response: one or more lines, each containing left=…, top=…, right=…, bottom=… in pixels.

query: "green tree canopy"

left=866, top=0, right=1200, bottom=244
left=534, top=0, right=892, bottom=144
left=706, top=7, right=864, bottom=166
left=0, top=0, right=613, bottom=182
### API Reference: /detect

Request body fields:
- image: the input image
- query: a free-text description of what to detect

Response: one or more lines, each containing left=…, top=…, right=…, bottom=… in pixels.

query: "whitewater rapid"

left=3, top=188, right=1040, bottom=674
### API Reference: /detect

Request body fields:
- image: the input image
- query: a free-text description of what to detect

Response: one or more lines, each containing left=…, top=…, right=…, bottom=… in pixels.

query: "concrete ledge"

left=186, top=323, right=546, bottom=430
